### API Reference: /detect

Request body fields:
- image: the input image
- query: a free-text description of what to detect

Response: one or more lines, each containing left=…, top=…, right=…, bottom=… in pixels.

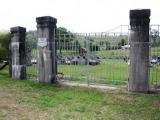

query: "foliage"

left=57, top=27, right=76, bottom=53
left=57, top=27, right=74, bottom=43
left=26, top=30, right=37, bottom=50
left=0, top=32, right=11, bottom=62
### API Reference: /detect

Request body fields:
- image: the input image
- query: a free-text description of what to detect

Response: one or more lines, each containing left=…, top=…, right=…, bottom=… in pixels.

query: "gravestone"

left=10, top=26, right=26, bottom=79
left=36, top=16, right=57, bottom=83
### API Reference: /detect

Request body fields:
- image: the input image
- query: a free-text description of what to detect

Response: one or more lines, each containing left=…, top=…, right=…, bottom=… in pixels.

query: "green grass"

left=150, top=65, right=160, bottom=86
left=27, top=58, right=160, bottom=86
left=0, top=67, right=160, bottom=120
left=27, top=59, right=129, bottom=85
left=94, top=47, right=160, bottom=59
left=58, top=59, right=128, bottom=85
left=94, top=49, right=129, bottom=59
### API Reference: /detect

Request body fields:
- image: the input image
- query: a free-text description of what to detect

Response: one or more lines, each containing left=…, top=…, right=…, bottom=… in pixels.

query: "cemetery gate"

left=25, top=24, right=160, bottom=89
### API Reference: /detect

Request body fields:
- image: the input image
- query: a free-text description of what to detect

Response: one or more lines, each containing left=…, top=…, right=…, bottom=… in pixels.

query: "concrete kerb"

left=58, top=80, right=121, bottom=92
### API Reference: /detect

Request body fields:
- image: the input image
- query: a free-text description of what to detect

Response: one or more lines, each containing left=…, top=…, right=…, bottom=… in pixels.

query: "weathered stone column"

left=36, top=16, right=57, bottom=83
left=10, top=26, right=26, bottom=79
left=128, top=9, right=150, bottom=92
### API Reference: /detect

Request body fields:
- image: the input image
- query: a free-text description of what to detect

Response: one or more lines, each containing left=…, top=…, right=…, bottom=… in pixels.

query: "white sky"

left=0, top=0, right=159, bottom=32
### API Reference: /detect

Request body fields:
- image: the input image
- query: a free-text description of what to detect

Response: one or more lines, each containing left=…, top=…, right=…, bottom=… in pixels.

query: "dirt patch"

left=12, top=105, right=48, bottom=120
left=0, top=98, right=16, bottom=105
left=0, top=86, right=17, bottom=107
left=113, top=95, right=133, bottom=102
left=152, top=100, right=160, bottom=108
left=0, top=86, right=48, bottom=120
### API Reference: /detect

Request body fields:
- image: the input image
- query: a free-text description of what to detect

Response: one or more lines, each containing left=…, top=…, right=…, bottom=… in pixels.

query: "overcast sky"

left=0, top=0, right=159, bottom=32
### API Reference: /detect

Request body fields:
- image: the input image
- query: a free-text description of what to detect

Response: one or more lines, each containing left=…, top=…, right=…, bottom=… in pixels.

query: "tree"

left=26, top=30, right=37, bottom=50
left=0, top=32, right=11, bottom=62
left=0, top=32, right=11, bottom=70
left=57, top=27, right=74, bottom=54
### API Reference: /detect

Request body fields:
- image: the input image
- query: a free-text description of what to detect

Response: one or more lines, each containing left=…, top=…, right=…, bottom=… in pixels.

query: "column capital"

left=36, top=16, right=57, bottom=28
left=10, top=26, right=26, bottom=34
left=130, top=9, right=150, bottom=26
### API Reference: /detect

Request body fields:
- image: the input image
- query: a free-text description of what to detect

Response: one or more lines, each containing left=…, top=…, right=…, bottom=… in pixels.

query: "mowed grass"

left=27, top=59, right=129, bottom=85
left=27, top=58, right=160, bottom=86
left=58, top=59, right=129, bottom=85
left=150, top=64, right=160, bottom=86
left=0, top=67, right=160, bottom=120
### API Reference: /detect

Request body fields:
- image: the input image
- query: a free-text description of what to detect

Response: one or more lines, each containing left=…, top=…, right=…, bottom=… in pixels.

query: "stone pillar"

left=10, top=26, right=26, bottom=79
left=128, top=9, right=150, bottom=92
left=36, top=16, right=57, bottom=83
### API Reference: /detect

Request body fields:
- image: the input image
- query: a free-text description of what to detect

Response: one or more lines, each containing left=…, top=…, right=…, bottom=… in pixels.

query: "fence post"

left=36, top=16, right=57, bottom=83
left=10, top=26, right=26, bottom=79
left=128, top=9, right=150, bottom=92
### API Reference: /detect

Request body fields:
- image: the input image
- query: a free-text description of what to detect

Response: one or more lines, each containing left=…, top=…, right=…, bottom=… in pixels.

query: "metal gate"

left=56, top=25, right=129, bottom=85
left=26, top=31, right=38, bottom=80
left=25, top=25, right=160, bottom=88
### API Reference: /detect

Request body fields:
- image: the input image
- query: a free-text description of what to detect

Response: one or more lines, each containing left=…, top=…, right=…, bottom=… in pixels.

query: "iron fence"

left=149, top=25, right=160, bottom=88
left=56, top=31, right=129, bottom=85
left=25, top=25, right=160, bottom=87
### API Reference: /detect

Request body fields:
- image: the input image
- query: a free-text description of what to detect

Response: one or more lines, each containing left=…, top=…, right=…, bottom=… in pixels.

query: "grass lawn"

left=27, top=58, right=160, bottom=86
left=27, top=59, right=129, bottom=85
left=0, top=67, right=160, bottom=120
left=58, top=59, right=129, bottom=85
